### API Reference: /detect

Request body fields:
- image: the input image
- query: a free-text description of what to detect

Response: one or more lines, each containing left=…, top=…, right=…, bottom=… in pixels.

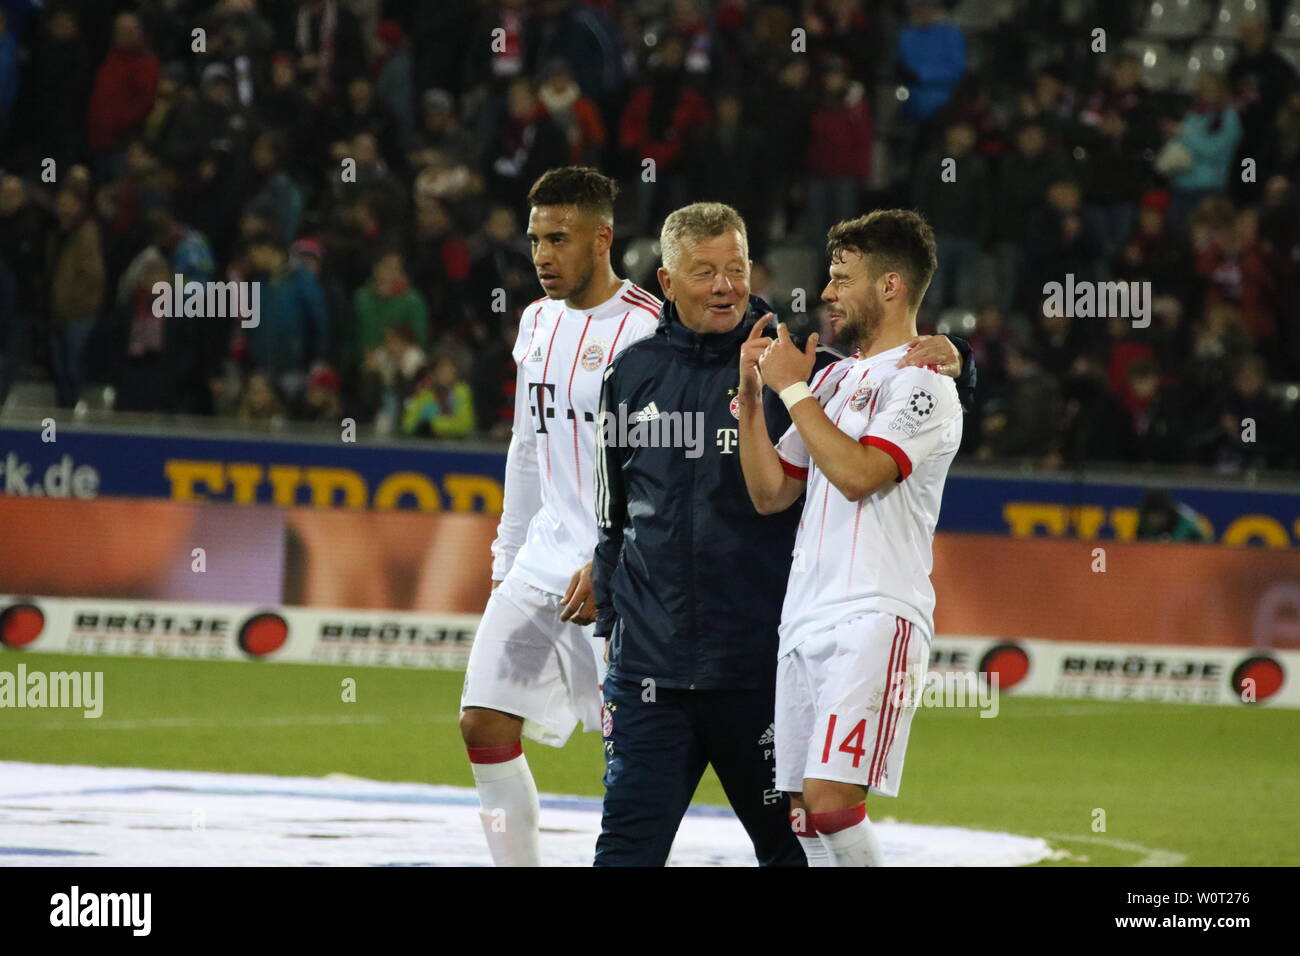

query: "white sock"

left=469, top=746, right=540, bottom=866
left=790, top=809, right=835, bottom=867
left=797, top=834, right=835, bottom=866
left=812, top=805, right=885, bottom=867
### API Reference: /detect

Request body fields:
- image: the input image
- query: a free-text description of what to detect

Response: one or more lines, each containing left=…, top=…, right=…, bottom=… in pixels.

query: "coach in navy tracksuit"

left=591, top=203, right=973, bottom=866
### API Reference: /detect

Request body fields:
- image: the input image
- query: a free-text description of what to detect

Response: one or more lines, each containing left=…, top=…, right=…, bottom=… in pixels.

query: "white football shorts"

left=461, top=573, right=605, bottom=747
left=775, top=611, right=929, bottom=797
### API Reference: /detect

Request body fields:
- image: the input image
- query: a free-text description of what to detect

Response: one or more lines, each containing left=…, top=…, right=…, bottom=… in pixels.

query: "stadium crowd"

left=0, top=0, right=1298, bottom=473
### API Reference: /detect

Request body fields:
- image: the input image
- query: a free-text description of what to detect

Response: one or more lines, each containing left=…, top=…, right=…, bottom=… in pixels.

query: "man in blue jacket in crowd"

left=590, top=202, right=973, bottom=866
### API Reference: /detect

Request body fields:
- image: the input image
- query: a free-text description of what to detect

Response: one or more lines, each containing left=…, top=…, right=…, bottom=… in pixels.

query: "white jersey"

left=774, top=343, right=962, bottom=655
left=491, top=279, right=661, bottom=596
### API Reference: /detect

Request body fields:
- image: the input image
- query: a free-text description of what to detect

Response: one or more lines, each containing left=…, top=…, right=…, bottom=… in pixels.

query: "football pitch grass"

left=2, top=651, right=1296, bottom=866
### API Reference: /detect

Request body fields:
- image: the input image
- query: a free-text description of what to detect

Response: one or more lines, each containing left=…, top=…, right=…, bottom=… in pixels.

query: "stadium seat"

left=951, top=0, right=1017, bottom=32
left=621, top=237, right=661, bottom=289
left=1184, top=40, right=1236, bottom=91
left=1143, top=0, right=1211, bottom=40
left=1124, top=38, right=1183, bottom=90
left=1210, top=0, right=1267, bottom=39
left=1284, top=0, right=1300, bottom=38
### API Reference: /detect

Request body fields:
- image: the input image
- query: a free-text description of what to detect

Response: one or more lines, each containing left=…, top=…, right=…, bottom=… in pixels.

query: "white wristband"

left=779, top=381, right=813, bottom=411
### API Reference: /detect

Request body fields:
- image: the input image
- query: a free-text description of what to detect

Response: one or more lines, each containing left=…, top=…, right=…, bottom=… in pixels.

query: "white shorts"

left=460, top=573, right=605, bottom=748
left=775, top=611, right=929, bottom=797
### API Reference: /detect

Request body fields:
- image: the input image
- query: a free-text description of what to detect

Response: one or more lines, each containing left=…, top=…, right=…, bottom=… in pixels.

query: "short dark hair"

left=825, top=209, right=938, bottom=306
left=527, top=166, right=618, bottom=220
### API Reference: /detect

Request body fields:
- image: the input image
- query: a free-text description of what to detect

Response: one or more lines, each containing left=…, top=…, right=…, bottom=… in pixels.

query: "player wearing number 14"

left=737, top=210, right=962, bottom=867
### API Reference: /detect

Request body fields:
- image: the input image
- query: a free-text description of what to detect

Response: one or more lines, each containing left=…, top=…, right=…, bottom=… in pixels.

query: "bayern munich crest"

left=729, top=394, right=741, bottom=419
left=581, top=341, right=607, bottom=370
left=850, top=384, right=875, bottom=411
left=601, top=703, right=614, bottom=737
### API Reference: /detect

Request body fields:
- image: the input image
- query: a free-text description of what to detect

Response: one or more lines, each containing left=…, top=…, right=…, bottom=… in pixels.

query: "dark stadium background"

left=0, top=0, right=1296, bottom=480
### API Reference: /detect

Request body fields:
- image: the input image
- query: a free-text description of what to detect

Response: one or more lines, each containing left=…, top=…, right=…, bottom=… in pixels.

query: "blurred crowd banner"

left=3, top=423, right=1300, bottom=546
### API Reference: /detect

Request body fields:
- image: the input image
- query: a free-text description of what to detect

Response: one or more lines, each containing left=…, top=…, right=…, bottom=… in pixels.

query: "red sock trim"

left=809, top=803, right=867, bottom=835
left=790, top=811, right=819, bottom=837
left=467, top=742, right=523, bottom=764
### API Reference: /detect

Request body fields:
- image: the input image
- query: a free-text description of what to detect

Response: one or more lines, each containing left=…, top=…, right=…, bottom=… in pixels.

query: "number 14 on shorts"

left=821, top=714, right=869, bottom=767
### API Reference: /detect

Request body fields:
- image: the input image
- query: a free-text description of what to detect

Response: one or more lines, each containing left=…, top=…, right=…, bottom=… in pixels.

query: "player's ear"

left=657, top=266, right=673, bottom=301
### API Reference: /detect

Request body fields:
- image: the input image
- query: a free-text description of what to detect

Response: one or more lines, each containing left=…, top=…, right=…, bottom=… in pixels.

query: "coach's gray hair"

left=659, top=202, right=749, bottom=273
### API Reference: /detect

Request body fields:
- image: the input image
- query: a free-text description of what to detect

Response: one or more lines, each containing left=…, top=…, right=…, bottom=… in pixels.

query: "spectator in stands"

left=360, top=321, right=426, bottom=433
left=26, top=8, right=90, bottom=168
left=407, top=89, right=474, bottom=169
left=1060, top=352, right=1135, bottom=466
left=1024, top=179, right=1104, bottom=316
left=803, top=56, right=872, bottom=250
left=1136, top=489, right=1212, bottom=542
left=1080, top=106, right=1156, bottom=259
left=295, top=0, right=367, bottom=98
left=328, top=74, right=403, bottom=172
left=372, top=19, right=415, bottom=139
left=0, top=175, right=50, bottom=404
left=619, top=34, right=711, bottom=234
left=236, top=370, right=287, bottom=424
left=1207, top=354, right=1289, bottom=471
left=247, top=131, right=303, bottom=247
left=992, top=122, right=1073, bottom=314
left=913, top=121, right=989, bottom=314
left=489, top=75, right=570, bottom=210
left=352, top=250, right=430, bottom=376
left=537, top=58, right=606, bottom=166
left=1194, top=203, right=1277, bottom=350
left=1114, top=189, right=1195, bottom=307
left=756, top=56, right=814, bottom=238
left=241, top=235, right=330, bottom=400
left=47, top=187, right=105, bottom=407
left=86, top=12, right=160, bottom=170
left=1228, top=16, right=1298, bottom=201
left=1163, top=72, right=1243, bottom=228
left=686, top=91, right=769, bottom=257
left=1124, top=360, right=1184, bottom=465
left=976, top=345, right=1063, bottom=465
left=895, top=0, right=965, bottom=157
left=401, top=354, right=475, bottom=439
left=293, top=363, right=346, bottom=424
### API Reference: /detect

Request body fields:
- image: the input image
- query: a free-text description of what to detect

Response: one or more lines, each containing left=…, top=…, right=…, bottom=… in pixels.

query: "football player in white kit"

left=459, top=167, right=661, bottom=866
left=736, top=210, right=962, bottom=867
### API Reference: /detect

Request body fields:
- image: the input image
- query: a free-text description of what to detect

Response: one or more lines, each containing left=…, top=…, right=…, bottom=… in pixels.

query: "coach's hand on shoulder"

left=758, top=322, right=818, bottom=393
left=739, top=313, right=773, bottom=400
left=897, top=334, right=962, bottom=378
left=560, top=561, right=596, bottom=626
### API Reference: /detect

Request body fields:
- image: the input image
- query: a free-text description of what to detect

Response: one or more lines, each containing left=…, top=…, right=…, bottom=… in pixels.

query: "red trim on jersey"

left=875, top=620, right=913, bottom=788
left=620, top=294, right=658, bottom=320
left=810, top=362, right=839, bottom=394
left=567, top=314, right=594, bottom=491
left=868, top=619, right=904, bottom=787
left=778, top=456, right=808, bottom=480
left=624, top=284, right=662, bottom=309
left=539, top=314, right=563, bottom=481
left=607, top=313, right=630, bottom=365
left=809, top=802, right=867, bottom=835
left=862, top=435, right=912, bottom=481
left=466, top=742, right=523, bottom=764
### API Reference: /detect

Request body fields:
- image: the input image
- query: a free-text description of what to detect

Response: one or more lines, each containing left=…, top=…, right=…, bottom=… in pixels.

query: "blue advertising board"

left=1, top=423, right=1297, bottom=546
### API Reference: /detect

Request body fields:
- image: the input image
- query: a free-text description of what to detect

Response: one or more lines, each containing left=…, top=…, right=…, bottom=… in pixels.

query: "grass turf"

left=2, top=651, right=1296, bottom=865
